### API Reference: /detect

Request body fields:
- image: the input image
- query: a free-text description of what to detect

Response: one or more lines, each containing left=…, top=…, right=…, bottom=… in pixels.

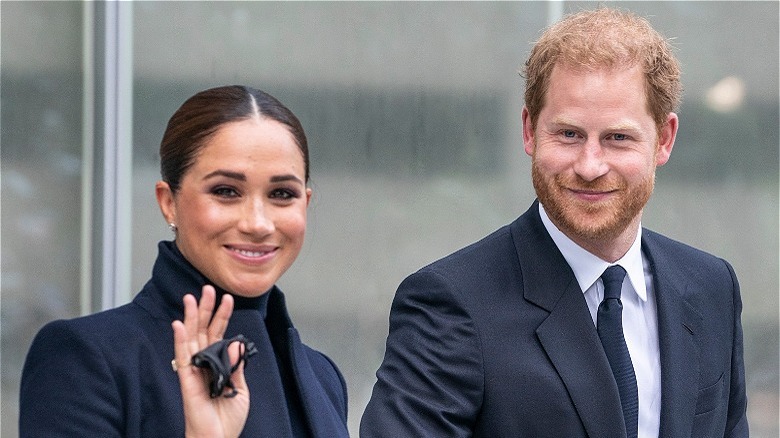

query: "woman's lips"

left=226, top=245, right=278, bottom=262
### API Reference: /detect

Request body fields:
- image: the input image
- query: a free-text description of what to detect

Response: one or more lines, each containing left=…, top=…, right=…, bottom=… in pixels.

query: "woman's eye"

left=270, top=188, right=298, bottom=200
left=212, top=187, right=239, bottom=198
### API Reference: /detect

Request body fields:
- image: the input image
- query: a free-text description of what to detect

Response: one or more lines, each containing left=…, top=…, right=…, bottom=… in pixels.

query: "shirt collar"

left=538, top=203, right=647, bottom=301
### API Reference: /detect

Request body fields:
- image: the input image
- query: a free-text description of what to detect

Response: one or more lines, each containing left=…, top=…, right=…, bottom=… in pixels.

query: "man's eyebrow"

left=549, top=117, right=642, bottom=132
left=605, top=122, right=643, bottom=132
left=549, top=116, right=580, bottom=127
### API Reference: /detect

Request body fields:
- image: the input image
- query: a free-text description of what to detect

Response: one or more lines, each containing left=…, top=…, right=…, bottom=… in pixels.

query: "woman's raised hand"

left=172, top=285, right=249, bottom=438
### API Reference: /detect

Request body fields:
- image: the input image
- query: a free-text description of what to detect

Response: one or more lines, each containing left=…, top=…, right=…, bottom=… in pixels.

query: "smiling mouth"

left=571, top=189, right=615, bottom=195
left=565, top=188, right=619, bottom=203
left=227, top=247, right=276, bottom=258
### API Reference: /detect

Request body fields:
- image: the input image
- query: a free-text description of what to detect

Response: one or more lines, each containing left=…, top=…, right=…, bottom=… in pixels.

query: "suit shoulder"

left=396, top=223, right=522, bottom=313
left=643, top=228, right=730, bottom=265
left=417, top=224, right=515, bottom=277
left=642, top=228, right=736, bottom=284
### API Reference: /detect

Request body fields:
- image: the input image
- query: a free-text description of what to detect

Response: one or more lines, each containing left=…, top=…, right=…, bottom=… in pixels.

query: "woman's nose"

left=239, top=199, right=274, bottom=235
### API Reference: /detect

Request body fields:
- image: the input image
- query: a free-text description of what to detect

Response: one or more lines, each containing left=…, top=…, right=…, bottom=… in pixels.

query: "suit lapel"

left=642, top=233, right=701, bottom=437
left=535, top=283, right=627, bottom=437
left=511, top=203, right=625, bottom=437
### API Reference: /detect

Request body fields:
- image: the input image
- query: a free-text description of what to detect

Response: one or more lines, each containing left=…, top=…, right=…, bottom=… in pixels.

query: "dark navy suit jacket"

left=361, top=201, right=747, bottom=437
left=20, top=241, right=349, bottom=438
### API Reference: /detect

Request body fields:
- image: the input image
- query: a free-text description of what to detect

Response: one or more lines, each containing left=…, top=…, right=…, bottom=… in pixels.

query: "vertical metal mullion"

left=100, top=0, right=133, bottom=310
left=547, top=1, right=564, bottom=27
left=80, top=1, right=95, bottom=315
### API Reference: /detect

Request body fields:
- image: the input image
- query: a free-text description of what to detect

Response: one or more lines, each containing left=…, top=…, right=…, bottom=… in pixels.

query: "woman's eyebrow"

left=203, top=170, right=303, bottom=185
left=203, top=169, right=246, bottom=181
left=270, top=174, right=304, bottom=185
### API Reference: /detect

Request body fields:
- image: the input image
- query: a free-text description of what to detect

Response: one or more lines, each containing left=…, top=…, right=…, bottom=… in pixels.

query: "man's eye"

left=613, top=133, right=627, bottom=140
left=563, top=130, right=577, bottom=138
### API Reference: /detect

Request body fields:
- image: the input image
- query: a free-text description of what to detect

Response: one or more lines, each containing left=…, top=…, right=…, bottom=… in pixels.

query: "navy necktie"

left=597, top=265, right=638, bottom=438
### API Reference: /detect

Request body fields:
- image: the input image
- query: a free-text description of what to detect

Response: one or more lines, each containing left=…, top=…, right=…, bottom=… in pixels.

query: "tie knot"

left=601, top=265, right=626, bottom=300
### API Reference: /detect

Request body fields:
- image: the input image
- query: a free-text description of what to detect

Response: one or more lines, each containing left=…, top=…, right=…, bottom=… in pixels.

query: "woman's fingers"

left=181, top=294, right=201, bottom=356
left=172, top=319, right=191, bottom=371
left=209, top=293, right=233, bottom=345
left=172, top=318, right=204, bottom=395
left=197, top=286, right=217, bottom=349
left=173, top=286, right=237, bottom=386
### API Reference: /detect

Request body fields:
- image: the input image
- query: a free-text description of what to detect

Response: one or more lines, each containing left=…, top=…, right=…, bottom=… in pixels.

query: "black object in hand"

left=191, top=334, right=258, bottom=398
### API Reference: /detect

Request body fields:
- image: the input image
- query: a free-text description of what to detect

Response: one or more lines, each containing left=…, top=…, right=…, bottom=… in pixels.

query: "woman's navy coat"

left=20, top=241, right=348, bottom=437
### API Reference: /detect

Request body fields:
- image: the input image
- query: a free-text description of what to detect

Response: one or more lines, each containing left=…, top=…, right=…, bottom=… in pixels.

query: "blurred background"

left=2, top=1, right=777, bottom=436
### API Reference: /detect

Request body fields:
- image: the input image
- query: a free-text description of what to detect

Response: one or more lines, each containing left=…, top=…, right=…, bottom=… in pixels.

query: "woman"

left=19, top=86, right=349, bottom=437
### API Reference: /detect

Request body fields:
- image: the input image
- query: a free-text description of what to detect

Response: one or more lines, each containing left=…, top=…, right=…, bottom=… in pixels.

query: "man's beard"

left=532, top=158, right=655, bottom=242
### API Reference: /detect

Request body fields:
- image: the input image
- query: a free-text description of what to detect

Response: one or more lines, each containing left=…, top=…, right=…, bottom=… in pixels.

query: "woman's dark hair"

left=160, top=85, right=309, bottom=192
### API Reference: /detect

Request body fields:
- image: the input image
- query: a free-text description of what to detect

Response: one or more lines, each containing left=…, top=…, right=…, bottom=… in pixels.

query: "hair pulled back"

left=160, top=85, right=309, bottom=192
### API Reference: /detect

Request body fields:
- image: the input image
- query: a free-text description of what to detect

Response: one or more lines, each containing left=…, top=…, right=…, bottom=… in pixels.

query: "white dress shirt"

left=539, top=203, right=661, bottom=438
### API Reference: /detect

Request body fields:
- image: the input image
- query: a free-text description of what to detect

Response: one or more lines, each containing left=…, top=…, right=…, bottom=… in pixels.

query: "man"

left=361, top=8, right=748, bottom=438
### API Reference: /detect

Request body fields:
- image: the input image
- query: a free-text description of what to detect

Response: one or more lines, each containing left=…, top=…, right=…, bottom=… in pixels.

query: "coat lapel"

left=286, top=328, right=350, bottom=438
left=265, top=289, right=349, bottom=438
left=511, top=203, right=625, bottom=437
left=642, top=233, right=701, bottom=437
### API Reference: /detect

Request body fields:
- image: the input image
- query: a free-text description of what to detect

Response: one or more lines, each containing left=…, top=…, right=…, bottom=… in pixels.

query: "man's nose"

left=572, top=139, right=609, bottom=182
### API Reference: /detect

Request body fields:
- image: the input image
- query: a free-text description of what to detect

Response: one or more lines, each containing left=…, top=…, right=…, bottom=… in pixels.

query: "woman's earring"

left=168, top=222, right=177, bottom=233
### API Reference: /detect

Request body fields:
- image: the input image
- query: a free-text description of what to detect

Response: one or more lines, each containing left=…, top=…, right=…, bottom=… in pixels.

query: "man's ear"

left=155, top=181, right=176, bottom=224
left=522, top=106, right=536, bottom=157
left=656, top=112, right=678, bottom=166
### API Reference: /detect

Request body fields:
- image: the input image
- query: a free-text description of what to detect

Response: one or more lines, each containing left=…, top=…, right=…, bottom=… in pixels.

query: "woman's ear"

left=155, top=181, right=177, bottom=224
left=305, top=187, right=312, bottom=207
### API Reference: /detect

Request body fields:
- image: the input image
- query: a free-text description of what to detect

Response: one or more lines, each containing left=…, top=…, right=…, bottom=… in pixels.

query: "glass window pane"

left=132, top=3, right=778, bottom=435
left=1, top=2, right=85, bottom=437
left=4, top=2, right=774, bottom=437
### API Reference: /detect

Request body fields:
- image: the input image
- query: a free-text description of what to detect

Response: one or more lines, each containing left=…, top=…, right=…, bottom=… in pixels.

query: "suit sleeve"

left=361, top=269, right=484, bottom=437
left=723, top=260, right=749, bottom=438
left=19, top=320, right=124, bottom=437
